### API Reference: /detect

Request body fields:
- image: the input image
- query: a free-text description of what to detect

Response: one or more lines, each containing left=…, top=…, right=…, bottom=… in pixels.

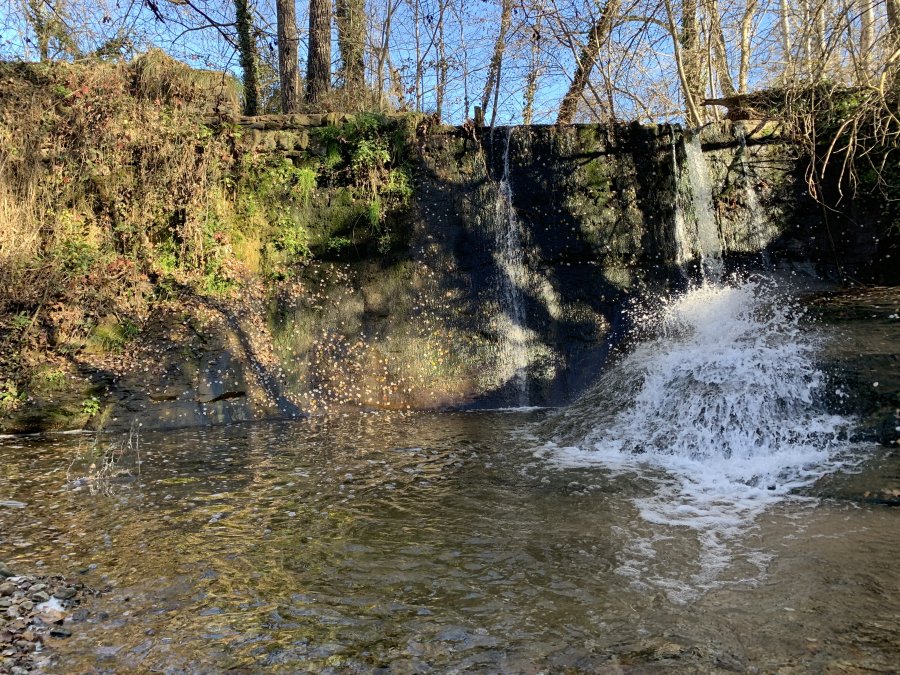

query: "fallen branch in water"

left=65, top=422, right=141, bottom=495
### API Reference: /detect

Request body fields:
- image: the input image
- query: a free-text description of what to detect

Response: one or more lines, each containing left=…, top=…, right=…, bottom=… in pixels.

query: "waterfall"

left=561, top=133, right=849, bottom=504
left=539, top=129, right=854, bottom=594
left=540, top=279, right=853, bottom=595
left=670, top=135, right=691, bottom=273
left=735, top=126, right=774, bottom=254
left=490, top=128, right=531, bottom=406
left=676, top=134, right=724, bottom=281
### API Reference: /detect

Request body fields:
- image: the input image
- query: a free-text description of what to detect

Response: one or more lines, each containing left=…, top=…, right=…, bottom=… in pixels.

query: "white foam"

left=541, top=278, right=858, bottom=597
left=35, top=596, right=66, bottom=614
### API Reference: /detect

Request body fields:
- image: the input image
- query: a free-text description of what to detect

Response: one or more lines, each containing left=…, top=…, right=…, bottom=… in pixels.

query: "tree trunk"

left=376, top=0, right=400, bottom=109
left=277, top=0, right=300, bottom=112
left=780, top=0, right=792, bottom=73
left=450, top=1, right=471, bottom=117
left=663, top=0, right=704, bottom=126
left=859, top=0, right=874, bottom=78
left=336, top=0, right=366, bottom=94
left=234, top=0, right=259, bottom=115
left=705, top=0, right=735, bottom=97
left=556, top=0, right=620, bottom=125
left=680, top=0, right=705, bottom=115
left=523, top=10, right=543, bottom=125
left=411, top=0, right=422, bottom=111
left=26, top=0, right=51, bottom=61
left=738, top=0, right=758, bottom=93
left=888, top=0, right=900, bottom=44
left=435, top=0, right=448, bottom=121
left=480, top=0, right=513, bottom=120
left=801, top=0, right=814, bottom=76
left=306, top=0, right=331, bottom=106
left=813, top=0, right=826, bottom=72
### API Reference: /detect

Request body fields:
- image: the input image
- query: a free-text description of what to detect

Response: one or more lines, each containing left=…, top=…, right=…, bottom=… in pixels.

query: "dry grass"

left=0, top=55, right=237, bottom=267
left=130, top=49, right=240, bottom=114
left=0, top=55, right=247, bottom=402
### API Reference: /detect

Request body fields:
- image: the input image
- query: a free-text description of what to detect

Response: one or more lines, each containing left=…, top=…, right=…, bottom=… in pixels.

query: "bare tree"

left=780, top=0, right=793, bottom=72
left=21, top=0, right=75, bottom=60
left=480, top=0, right=514, bottom=123
left=523, top=3, right=543, bottom=125
left=556, top=0, right=620, bottom=124
left=888, top=0, right=900, bottom=43
left=4, top=0, right=899, bottom=127
left=738, top=0, right=758, bottom=93
left=663, top=0, right=703, bottom=125
left=859, top=0, right=875, bottom=77
left=679, top=0, right=704, bottom=117
left=306, top=0, right=331, bottom=105
left=704, top=0, right=735, bottom=96
left=373, top=0, right=402, bottom=108
left=410, top=0, right=423, bottom=110
left=435, top=0, right=449, bottom=121
left=234, top=0, right=259, bottom=114
left=276, top=0, right=300, bottom=111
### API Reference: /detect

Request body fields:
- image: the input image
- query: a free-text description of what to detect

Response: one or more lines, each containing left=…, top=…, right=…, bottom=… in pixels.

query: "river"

left=1, top=282, right=898, bottom=672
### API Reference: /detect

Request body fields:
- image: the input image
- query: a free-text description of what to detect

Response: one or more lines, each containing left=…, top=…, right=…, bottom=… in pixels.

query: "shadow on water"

left=1, top=405, right=900, bottom=672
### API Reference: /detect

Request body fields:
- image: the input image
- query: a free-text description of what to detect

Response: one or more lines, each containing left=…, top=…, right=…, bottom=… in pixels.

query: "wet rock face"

left=110, top=122, right=896, bottom=421
left=96, top=300, right=304, bottom=433
left=812, top=286, right=900, bottom=448
left=9, top=121, right=892, bottom=431
left=0, top=563, right=92, bottom=673
left=113, top=348, right=256, bottom=429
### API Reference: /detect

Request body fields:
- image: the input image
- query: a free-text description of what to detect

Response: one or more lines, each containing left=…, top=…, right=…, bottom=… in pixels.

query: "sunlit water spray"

left=499, top=130, right=853, bottom=597
left=490, top=127, right=532, bottom=405
left=539, top=278, right=855, bottom=599
left=678, top=134, right=724, bottom=281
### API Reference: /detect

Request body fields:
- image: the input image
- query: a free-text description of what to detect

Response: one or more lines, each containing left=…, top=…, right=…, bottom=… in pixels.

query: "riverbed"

left=1, top=284, right=898, bottom=672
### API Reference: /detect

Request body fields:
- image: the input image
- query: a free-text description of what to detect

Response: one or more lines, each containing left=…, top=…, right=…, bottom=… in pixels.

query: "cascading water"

left=677, top=134, right=725, bottom=280
left=539, top=132, right=855, bottom=598
left=735, top=126, right=775, bottom=254
left=548, top=280, right=850, bottom=492
left=490, top=128, right=531, bottom=405
left=670, top=136, right=691, bottom=275
left=541, top=278, right=854, bottom=598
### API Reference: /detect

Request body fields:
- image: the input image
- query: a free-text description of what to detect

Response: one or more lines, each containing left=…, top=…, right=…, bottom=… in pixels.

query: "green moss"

left=294, top=167, right=317, bottom=206
left=301, top=113, right=414, bottom=257
left=576, top=125, right=602, bottom=146
left=88, top=315, right=140, bottom=353
left=0, top=381, right=25, bottom=411
left=582, top=158, right=612, bottom=207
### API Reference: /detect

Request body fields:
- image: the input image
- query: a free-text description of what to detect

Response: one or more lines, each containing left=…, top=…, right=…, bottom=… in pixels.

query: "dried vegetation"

left=0, top=52, right=421, bottom=429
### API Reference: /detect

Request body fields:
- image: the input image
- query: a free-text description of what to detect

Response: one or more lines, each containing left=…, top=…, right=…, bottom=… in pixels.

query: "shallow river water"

left=1, top=283, right=899, bottom=673
left=1, top=416, right=899, bottom=673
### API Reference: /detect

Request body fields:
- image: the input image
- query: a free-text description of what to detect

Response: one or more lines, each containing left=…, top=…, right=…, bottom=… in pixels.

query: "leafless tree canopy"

left=1, top=0, right=898, bottom=124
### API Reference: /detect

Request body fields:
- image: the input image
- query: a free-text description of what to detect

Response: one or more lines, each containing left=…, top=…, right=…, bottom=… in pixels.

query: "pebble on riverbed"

left=0, top=561, right=93, bottom=674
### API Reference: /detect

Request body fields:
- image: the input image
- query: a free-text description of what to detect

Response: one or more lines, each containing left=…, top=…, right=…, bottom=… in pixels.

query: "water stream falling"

left=490, top=128, right=531, bottom=405
left=679, top=134, right=725, bottom=280
left=542, top=278, right=854, bottom=598
left=670, top=135, right=691, bottom=275
left=541, top=132, right=856, bottom=598
left=735, top=126, right=775, bottom=253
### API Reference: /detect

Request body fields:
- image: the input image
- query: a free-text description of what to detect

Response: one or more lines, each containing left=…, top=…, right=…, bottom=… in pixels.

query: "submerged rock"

left=0, top=563, right=95, bottom=673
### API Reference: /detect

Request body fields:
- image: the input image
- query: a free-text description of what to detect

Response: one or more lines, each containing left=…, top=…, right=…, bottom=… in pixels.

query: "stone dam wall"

left=8, top=119, right=898, bottom=432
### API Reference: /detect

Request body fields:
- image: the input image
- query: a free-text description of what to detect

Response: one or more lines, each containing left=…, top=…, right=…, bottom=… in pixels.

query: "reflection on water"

left=1, top=410, right=900, bottom=672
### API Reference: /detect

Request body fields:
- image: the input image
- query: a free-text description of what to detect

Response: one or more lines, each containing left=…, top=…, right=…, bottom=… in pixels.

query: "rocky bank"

left=0, top=561, right=94, bottom=674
